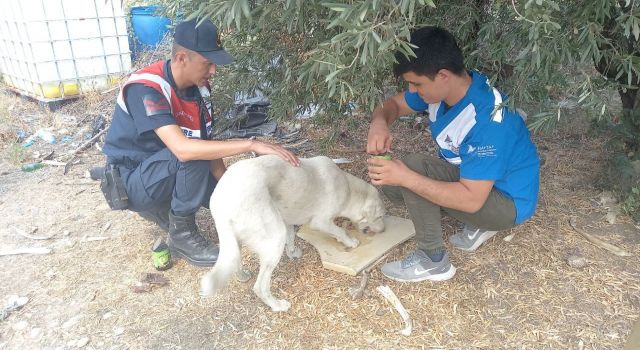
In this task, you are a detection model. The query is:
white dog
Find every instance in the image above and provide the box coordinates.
[201,155,386,312]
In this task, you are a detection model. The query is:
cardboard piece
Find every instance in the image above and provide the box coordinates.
[297,216,415,276]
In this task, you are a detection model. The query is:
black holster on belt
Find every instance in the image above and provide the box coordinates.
[100,164,129,210]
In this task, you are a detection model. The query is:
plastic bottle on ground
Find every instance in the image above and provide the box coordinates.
[21,163,44,172]
[36,129,56,144]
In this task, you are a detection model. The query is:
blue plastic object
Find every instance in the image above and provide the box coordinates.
[130,6,171,55]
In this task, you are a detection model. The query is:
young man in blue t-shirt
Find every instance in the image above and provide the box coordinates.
[367,26,539,282]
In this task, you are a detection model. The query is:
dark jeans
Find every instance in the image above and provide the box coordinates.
[382,153,516,252]
[118,148,217,217]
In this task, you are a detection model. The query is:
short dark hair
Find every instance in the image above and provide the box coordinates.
[393,26,466,78]
[171,43,194,59]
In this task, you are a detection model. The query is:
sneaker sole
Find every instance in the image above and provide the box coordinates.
[169,248,217,268]
[382,265,457,283]
[453,231,497,252]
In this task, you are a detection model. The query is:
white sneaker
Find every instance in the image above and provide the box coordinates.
[381,250,456,282]
[449,225,497,252]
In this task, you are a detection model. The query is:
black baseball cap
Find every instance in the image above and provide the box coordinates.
[173,18,234,65]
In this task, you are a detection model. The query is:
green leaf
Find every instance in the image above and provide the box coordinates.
[371,31,382,44]
[325,69,341,82]
[321,2,350,12]
[240,0,251,18]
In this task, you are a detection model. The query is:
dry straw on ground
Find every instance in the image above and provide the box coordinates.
[0,61,638,349]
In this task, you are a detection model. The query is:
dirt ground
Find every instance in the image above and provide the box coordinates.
[0,86,638,350]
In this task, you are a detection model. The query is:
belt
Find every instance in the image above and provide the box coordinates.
[107,156,139,169]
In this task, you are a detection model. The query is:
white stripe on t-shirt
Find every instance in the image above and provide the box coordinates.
[428,102,440,122]
[491,87,503,123]
[435,103,477,160]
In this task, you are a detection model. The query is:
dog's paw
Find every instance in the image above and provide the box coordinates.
[286,246,303,259]
[235,268,252,283]
[343,237,360,248]
[270,299,291,312]
[200,273,221,297]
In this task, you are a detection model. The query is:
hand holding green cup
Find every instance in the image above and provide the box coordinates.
[372,153,392,160]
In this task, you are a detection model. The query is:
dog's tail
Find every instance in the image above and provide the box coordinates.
[200,218,240,296]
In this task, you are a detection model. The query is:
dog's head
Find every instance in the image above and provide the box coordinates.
[356,186,386,234]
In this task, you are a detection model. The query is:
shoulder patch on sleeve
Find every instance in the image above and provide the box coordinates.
[142,93,171,117]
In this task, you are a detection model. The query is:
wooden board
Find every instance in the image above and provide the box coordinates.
[297,216,415,276]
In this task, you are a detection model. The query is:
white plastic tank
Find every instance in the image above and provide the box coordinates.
[0,0,132,102]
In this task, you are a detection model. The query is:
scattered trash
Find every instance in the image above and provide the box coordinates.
[60,135,73,143]
[0,295,29,321]
[503,233,515,242]
[15,130,30,141]
[142,272,169,286]
[131,283,152,293]
[41,160,66,166]
[377,285,412,336]
[215,102,277,139]
[113,326,125,336]
[566,254,588,268]
[21,135,36,148]
[130,272,169,293]
[36,128,56,144]
[295,104,320,119]
[63,127,109,175]
[21,163,44,172]
[151,237,172,271]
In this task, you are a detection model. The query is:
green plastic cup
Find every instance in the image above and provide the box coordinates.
[372,154,392,160]
[152,237,172,271]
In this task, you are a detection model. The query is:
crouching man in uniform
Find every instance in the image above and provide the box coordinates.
[101,18,299,267]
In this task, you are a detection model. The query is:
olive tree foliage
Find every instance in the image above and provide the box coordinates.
[153,0,640,218]
[158,0,638,136]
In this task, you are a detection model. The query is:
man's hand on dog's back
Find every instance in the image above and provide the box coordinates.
[249,140,300,167]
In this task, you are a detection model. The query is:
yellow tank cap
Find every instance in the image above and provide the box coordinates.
[108,75,121,86]
[63,82,79,96]
[40,83,62,99]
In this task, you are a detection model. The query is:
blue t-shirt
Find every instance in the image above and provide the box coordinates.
[404,71,539,224]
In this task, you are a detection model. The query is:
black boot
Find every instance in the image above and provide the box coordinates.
[167,211,218,267]
[138,204,171,232]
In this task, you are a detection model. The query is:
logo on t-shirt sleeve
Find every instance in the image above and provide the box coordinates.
[475,145,497,157]
[142,94,171,117]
